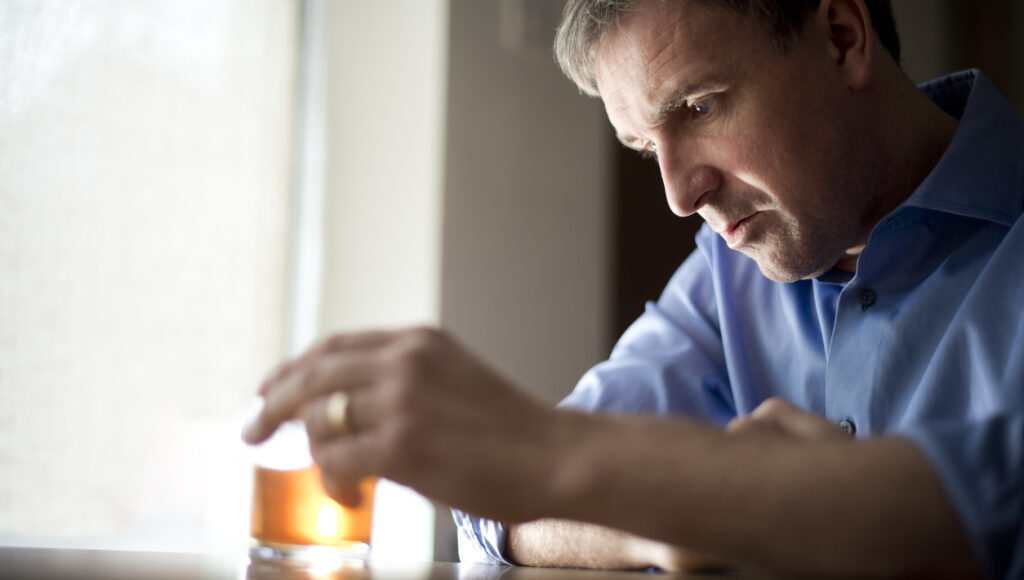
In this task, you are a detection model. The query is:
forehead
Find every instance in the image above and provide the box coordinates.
[593,0,767,129]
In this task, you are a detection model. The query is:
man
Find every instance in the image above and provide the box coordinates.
[243,0,1023,577]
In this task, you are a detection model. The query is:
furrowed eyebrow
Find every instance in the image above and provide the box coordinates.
[649,77,722,123]
[615,87,688,150]
[614,74,728,150]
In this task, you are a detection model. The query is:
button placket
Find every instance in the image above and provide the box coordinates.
[825,278,879,438]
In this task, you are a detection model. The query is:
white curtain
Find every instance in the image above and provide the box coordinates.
[0,0,297,553]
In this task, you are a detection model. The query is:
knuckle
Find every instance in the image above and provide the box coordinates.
[725,416,749,433]
[756,397,788,416]
[405,325,448,354]
[407,324,443,342]
[388,339,433,381]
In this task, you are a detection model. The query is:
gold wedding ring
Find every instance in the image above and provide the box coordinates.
[326,391,351,434]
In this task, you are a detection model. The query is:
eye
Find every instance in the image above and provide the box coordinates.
[689,96,715,118]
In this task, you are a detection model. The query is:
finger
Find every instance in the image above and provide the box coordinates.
[321,474,363,509]
[258,330,396,398]
[749,397,845,440]
[243,365,314,444]
[725,415,780,436]
[243,352,377,444]
[257,359,294,397]
[300,386,387,443]
[724,416,745,433]
[311,436,381,507]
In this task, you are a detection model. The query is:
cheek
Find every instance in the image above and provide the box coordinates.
[731,115,841,208]
[717,133,789,195]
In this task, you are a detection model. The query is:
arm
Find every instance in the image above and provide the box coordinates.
[538,409,982,578]
[506,398,852,572]
[508,519,728,572]
[242,327,984,578]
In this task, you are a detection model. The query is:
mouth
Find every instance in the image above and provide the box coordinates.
[721,212,761,249]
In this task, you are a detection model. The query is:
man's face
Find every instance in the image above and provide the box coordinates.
[595,0,878,282]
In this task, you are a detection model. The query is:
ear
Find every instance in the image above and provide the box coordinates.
[816,0,873,90]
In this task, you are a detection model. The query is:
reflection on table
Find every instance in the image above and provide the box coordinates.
[247,559,694,579]
[0,546,783,580]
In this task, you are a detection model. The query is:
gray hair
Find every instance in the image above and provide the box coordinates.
[554,0,635,97]
[554,0,900,97]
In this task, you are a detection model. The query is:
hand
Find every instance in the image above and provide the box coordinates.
[242,326,561,521]
[725,397,851,441]
[677,398,845,572]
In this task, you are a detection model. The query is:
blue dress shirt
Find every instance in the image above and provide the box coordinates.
[455,70,1024,579]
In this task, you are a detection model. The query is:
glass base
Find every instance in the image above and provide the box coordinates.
[249,540,369,569]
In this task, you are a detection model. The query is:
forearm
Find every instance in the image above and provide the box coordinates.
[542,411,983,578]
[243,327,984,577]
[508,520,661,569]
[508,519,730,571]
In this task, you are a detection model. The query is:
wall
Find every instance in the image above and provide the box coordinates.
[319,0,451,563]
[441,0,612,405]
[892,0,955,83]
[320,2,449,333]
[318,0,613,560]
[894,0,1024,112]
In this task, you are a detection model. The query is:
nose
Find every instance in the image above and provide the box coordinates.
[656,144,721,217]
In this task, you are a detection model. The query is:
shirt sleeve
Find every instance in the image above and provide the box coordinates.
[454,228,732,564]
[452,508,513,565]
[560,226,732,422]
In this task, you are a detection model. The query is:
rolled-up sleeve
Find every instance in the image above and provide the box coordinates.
[452,508,513,565]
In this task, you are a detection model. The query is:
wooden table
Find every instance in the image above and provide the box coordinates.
[0,546,786,580]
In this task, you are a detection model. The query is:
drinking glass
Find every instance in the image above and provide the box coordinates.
[248,420,375,566]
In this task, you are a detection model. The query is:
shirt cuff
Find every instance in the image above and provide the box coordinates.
[451,509,513,565]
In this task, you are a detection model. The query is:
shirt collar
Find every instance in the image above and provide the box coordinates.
[903,69,1024,226]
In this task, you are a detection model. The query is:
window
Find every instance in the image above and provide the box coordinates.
[0,0,296,554]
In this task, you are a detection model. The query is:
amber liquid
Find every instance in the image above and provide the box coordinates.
[250,465,375,553]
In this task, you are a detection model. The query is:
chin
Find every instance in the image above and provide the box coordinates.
[758,264,831,283]
[740,228,849,283]
[750,248,835,283]
[756,264,807,283]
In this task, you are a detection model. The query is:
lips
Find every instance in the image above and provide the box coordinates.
[720,212,760,249]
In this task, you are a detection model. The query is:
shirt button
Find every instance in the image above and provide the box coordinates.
[838,419,856,436]
[857,289,877,307]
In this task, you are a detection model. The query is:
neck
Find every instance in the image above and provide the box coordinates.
[833,67,959,274]
[885,74,960,211]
